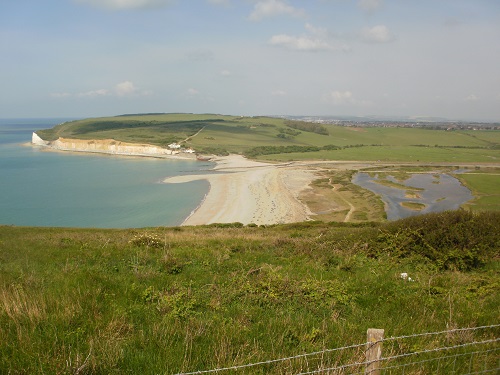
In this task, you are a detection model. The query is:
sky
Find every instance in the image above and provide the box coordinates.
[1,0,499,121]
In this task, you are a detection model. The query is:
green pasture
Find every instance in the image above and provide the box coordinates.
[36,114,500,159]
[323,126,494,147]
[187,120,295,152]
[1,211,499,373]
[457,170,500,211]
[460,129,500,145]
[36,113,237,143]
[256,145,500,163]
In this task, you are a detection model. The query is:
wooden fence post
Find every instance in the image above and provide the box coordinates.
[365,328,384,375]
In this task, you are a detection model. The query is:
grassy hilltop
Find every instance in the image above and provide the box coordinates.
[1,211,499,373]
[37,113,500,163]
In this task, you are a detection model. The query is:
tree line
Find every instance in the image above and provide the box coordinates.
[284,120,329,135]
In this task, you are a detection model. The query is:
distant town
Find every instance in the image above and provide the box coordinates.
[280,116,500,131]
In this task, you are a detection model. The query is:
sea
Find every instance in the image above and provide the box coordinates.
[0,118,210,228]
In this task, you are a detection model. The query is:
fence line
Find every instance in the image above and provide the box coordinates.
[296,338,500,375]
[381,324,500,342]
[173,324,500,375]
[173,342,367,375]
[378,348,499,373]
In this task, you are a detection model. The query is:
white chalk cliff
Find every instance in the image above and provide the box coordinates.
[31,132,194,159]
[32,132,48,146]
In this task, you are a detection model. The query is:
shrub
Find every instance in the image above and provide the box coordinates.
[370,211,500,270]
[129,233,164,248]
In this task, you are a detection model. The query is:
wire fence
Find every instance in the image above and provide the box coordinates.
[174,324,500,375]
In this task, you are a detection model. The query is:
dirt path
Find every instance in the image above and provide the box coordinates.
[329,178,356,222]
[180,125,207,144]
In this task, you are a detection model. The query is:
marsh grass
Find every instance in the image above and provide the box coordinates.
[0,211,498,373]
[401,202,426,210]
[303,170,386,222]
[456,168,500,211]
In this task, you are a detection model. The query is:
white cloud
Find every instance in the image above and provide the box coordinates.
[249,0,305,21]
[77,89,111,98]
[115,81,136,96]
[269,22,349,52]
[269,34,332,51]
[50,81,149,99]
[465,94,479,102]
[305,23,328,38]
[75,0,173,10]
[323,91,355,105]
[220,69,232,76]
[358,0,383,13]
[187,88,200,96]
[360,25,393,43]
[271,90,287,96]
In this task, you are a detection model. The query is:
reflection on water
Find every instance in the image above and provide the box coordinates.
[352,173,473,220]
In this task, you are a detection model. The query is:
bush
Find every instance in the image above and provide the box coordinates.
[284,120,329,135]
[129,233,164,248]
[206,222,244,228]
[370,211,500,270]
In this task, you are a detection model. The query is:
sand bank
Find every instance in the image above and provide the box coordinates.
[164,155,317,226]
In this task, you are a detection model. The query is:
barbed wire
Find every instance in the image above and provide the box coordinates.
[173,342,366,375]
[381,324,500,343]
[173,324,499,375]
[296,338,500,375]
[380,348,499,373]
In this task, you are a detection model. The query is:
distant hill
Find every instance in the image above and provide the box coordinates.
[35,113,500,163]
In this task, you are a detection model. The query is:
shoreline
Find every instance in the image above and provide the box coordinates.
[164,155,317,226]
[31,134,318,226]
[31,143,198,161]
[30,133,198,161]
[30,134,494,226]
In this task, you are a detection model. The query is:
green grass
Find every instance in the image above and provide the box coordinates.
[400,201,426,210]
[1,211,499,374]
[457,169,500,211]
[257,145,500,163]
[36,114,500,163]
[372,179,424,191]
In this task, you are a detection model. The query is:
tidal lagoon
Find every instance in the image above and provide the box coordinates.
[0,119,210,228]
[353,172,473,220]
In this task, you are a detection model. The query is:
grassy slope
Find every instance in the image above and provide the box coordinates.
[1,211,499,374]
[36,114,500,162]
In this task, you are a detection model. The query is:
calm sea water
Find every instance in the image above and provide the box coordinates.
[0,119,210,228]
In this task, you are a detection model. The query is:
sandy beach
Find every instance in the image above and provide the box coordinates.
[164,155,317,226]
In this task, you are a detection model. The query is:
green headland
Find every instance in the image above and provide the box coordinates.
[36,113,500,163]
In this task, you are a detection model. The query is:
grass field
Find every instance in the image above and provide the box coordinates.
[456,168,500,211]
[256,145,500,163]
[36,114,500,163]
[1,211,499,374]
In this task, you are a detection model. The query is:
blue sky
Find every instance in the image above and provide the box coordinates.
[1,0,499,121]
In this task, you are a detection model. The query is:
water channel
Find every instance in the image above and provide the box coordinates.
[352,172,473,220]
